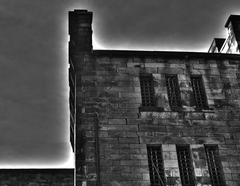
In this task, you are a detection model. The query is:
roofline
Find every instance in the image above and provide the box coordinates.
[208,39,216,53]
[225,15,240,27]
[208,38,226,53]
[93,50,240,60]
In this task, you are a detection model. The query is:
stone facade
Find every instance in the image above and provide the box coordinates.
[69,10,240,186]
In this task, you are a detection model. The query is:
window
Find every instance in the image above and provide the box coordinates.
[140,74,155,107]
[147,145,166,186]
[166,75,182,111]
[236,73,240,80]
[190,75,208,110]
[205,145,225,186]
[176,145,195,186]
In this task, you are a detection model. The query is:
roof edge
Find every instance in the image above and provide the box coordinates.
[225,15,240,27]
[93,50,240,60]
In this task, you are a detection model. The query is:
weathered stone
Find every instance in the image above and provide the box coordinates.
[71,10,240,186]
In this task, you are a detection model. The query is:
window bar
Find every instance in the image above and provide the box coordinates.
[166,75,182,111]
[191,76,208,110]
[236,73,240,80]
[205,145,225,186]
[140,74,155,107]
[176,145,195,186]
[147,145,166,186]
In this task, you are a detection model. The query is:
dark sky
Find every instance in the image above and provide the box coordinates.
[0,0,239,168]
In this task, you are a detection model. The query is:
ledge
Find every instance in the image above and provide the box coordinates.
[194,107,214,112]
[139,106,215,113]
[139,106,164,112]
[93,50,240,60]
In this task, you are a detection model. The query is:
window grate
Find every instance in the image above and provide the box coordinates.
[236,73,240,80]
[191,76,208,110]
[166,75,182,111]
[147,145,166,186]
[176,145,195,186]
[140,74,155,107]
[205,145,225,186]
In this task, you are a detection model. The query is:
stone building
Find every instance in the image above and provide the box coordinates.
[209,15,240,54]
[69,10,240,186]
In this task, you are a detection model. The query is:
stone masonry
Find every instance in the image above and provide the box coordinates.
[69,10,240,186]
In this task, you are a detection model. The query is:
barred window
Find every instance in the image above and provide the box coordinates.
[205,145,225,186]
[236,73,240,80]
[166,75,182,111]
[176,145,195,186]
[147,145,166,186]
[140,74,155,107]
[191,75,208,110]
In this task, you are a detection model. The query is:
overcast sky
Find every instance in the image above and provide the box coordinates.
[0,0,240,168]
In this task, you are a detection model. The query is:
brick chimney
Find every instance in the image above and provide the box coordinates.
[69,10,93,53]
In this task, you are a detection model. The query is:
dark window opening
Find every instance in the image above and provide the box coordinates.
[140,74,155,107]
[236,73,240,80]
[166,75,182,111]
[147,145,166,186]
[205,145,225,186]
[176,145,195,186]
[191,75,208,110]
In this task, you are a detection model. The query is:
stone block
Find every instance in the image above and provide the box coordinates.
[231,173,240,181]
[108,119,126,125]
[164,160,178,168]
[108,154,130,160]
[224,173,232,181]
[170,63,186,68]
[120,160,140,166]
[107,131,125,138]
[144,62,165,68]
[185,112,205,120]
[140,160,149,166]
[122,125,138,131]
[157,67,185,74]
[139,125,167,132]
[142,173,150,181]
[130,154,148,160]
[118,137,139,144]
[162,144,176,152]
[100,125,123,131]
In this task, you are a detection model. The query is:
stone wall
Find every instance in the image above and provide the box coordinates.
[79,51,240,186]
[0,169,74,186]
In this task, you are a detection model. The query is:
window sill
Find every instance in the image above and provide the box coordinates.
[139,106,164,112]
[194,107,214,112]
[139,106,215,113]
[170,107,183,112]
